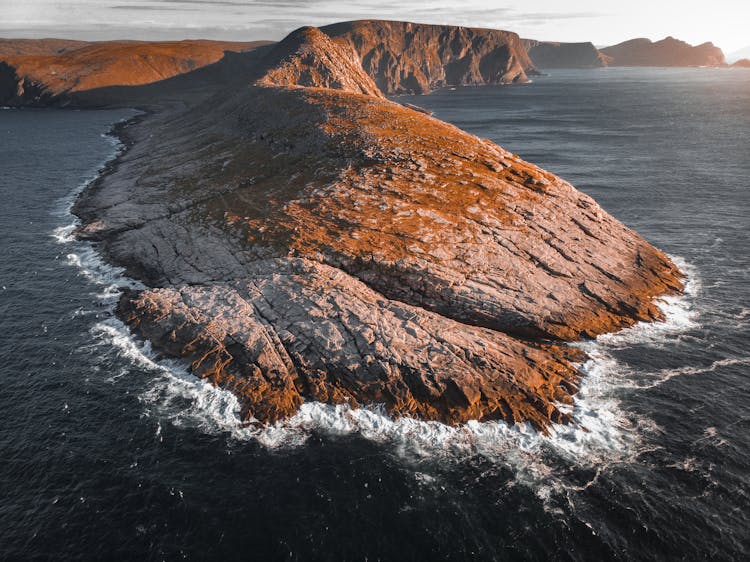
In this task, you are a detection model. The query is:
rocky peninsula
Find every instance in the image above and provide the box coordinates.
[5,22,683,430]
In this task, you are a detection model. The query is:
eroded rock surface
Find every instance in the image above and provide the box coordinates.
[73,22,682,429]
[120,258,583,428]
[255,27,383,98]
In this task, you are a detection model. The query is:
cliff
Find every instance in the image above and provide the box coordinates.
[74,24,682,430]
[320,20,536,94]
[731,59,750,68]
[522,39,611,68]
[602,37,726,67]
[0,39,270,106]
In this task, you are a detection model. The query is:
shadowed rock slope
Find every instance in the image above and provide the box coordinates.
[602,37,726,67]
[522,40,611,69]
[0,39,270,106]
[321,20,536,94]
[74,24,682,430]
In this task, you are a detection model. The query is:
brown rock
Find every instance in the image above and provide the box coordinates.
[254,26,384,98]
[119,259,583,429]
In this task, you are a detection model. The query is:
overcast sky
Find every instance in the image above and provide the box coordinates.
[1,0,748,53]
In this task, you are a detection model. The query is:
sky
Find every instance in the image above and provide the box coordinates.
[1,0,749,54]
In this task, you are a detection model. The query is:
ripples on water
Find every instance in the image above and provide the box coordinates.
[1,69,749,559]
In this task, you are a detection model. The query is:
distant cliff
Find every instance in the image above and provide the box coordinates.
[320,20,536,94]
[602,37,726,67]
[0,39,270,106]
[732,59,750,68]
[522,40,611,68]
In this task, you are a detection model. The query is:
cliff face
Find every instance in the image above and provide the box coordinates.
[732,59,750,68]
[522,40,611,68]
[320,20,536,94]
[75,24,682,430]
[0,39,270,106]
[602,37,726,67]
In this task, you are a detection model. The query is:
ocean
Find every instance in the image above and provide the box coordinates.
[1,67,748,560]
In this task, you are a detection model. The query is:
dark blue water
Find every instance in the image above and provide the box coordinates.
[1,68,749,560]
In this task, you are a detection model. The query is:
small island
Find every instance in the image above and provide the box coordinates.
[2,21,685,430]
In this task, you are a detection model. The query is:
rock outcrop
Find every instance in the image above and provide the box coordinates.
[731,59,750,68]
[254,26,383,98]
[320,20,536,94]
[0,39,270,106]
[74,24,682,430]
[522,40,611,68]
[119,259,583,426]
[601,37,726,67]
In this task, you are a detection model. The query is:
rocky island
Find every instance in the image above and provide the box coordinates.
[3,21,683,430]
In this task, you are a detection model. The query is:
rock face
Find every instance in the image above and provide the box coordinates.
[731,59,750,68]
[75,23,682,430]
[0,39,270,106]
[119,259,583,426]
[522,40,611,68]
[602,37,726,67]
[320,20,536,94]
[255,27,383,98]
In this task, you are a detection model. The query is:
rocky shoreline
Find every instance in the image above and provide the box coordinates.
[64,23,685,431]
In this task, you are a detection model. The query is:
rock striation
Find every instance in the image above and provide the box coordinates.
[602,37,726,67]
[254,26,383,98]
[320,20,536,94]
[0,39,270,106]
[74,23,683,431]
[522,40,611,69]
